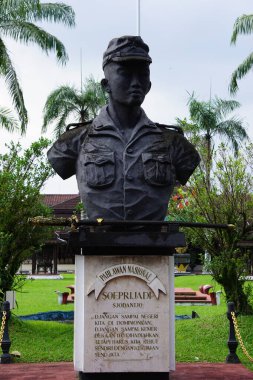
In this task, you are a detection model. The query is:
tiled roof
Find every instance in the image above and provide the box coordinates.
[42,194,81,217]
[55,196,81,210]
[42,194,79,207]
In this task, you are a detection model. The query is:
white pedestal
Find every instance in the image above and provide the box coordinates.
[5,291,16,310]
[74,255,175,374]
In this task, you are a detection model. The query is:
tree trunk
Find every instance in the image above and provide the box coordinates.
[223,281,253,315]
[205,133,212,190]
[212,259,253,315]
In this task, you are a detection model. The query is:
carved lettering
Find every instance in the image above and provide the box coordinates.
[127,265,152,281]
[112,265,127,275]
[99,269,112,282]
[92,312,160,360]
[101,291,153,300]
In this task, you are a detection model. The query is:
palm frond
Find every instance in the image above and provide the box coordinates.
[0,0,40,19]
[42,79,107,134]
[42,85,80,132]
[53,109,70,138]
[0,107,19,132]
[0,0,75,135]
[1,21,68,63]
[231,14,253,44]
[83,76,108,118]
[31,3,75,27]
[0,38,28,132]
[213,97,241,119]
[229,52,253,94]
[188,97,217,136]
[216,118,249,153]
[187,93,248,148]
[0,0,75,26]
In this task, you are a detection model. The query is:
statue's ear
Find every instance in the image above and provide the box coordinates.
[101,78,110,93]
[146,81,152,94]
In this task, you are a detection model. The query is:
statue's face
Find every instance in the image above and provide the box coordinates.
[103,61,151,107]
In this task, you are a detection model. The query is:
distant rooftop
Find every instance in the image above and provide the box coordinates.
[42,194,81,216]
[43,194,79,206]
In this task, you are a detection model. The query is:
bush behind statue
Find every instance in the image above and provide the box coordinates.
[0,138,54,303]
[168,144,253,314]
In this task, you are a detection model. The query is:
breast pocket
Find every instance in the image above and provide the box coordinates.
[84,152,115,188]
[142,152,174,186]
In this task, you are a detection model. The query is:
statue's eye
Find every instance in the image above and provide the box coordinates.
[117,67,128,75]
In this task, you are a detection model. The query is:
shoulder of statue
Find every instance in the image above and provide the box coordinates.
[155,123,184,136]
[66,120,93,132]
[56,120,93,143]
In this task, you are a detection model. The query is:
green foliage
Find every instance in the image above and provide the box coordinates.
[0,138,54,300]
[0,0,75,132]
[168,145,253,314]
[42,76,108,137]
[166,187,192,222]
[0,106,19,132]
[177,94,248,190]
[230,14,253,94]
[74,202,85,215]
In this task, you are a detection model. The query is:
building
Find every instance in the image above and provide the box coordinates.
[31,194,81,274]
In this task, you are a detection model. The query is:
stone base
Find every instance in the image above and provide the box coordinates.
[225,353,241,363]
[74,254,175,374]
[0,353,12,364]
[78,371,169,379]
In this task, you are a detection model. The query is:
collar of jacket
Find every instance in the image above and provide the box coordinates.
[92,105,159,132]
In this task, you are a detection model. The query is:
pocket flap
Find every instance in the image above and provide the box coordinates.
[142,152,171,164]
[84,152,115,166]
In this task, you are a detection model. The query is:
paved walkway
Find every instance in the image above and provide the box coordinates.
[0,362,253,380]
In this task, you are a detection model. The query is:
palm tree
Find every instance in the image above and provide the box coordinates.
[229,14,253,94]
[0,0,75,133]
[42,76,108,137]
[179,94,249,188]
[0,107,19,132]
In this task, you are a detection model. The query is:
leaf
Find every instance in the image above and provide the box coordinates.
[0,0,75,133]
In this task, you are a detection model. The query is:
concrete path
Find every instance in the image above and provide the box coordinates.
[0,362,253,379]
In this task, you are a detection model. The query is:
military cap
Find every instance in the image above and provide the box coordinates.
[102,35,152,69]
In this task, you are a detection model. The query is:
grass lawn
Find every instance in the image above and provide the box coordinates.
[6,274,253,371]
[15,274,75,315]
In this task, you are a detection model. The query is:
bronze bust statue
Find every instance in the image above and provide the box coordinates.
[47,36,200,221]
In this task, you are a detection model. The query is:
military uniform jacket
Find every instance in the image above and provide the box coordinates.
[47,106,200,221]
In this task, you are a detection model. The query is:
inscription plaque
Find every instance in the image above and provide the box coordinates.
[74,255,175,373]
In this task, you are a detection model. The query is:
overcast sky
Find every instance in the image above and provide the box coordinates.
[1,0,253,193]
